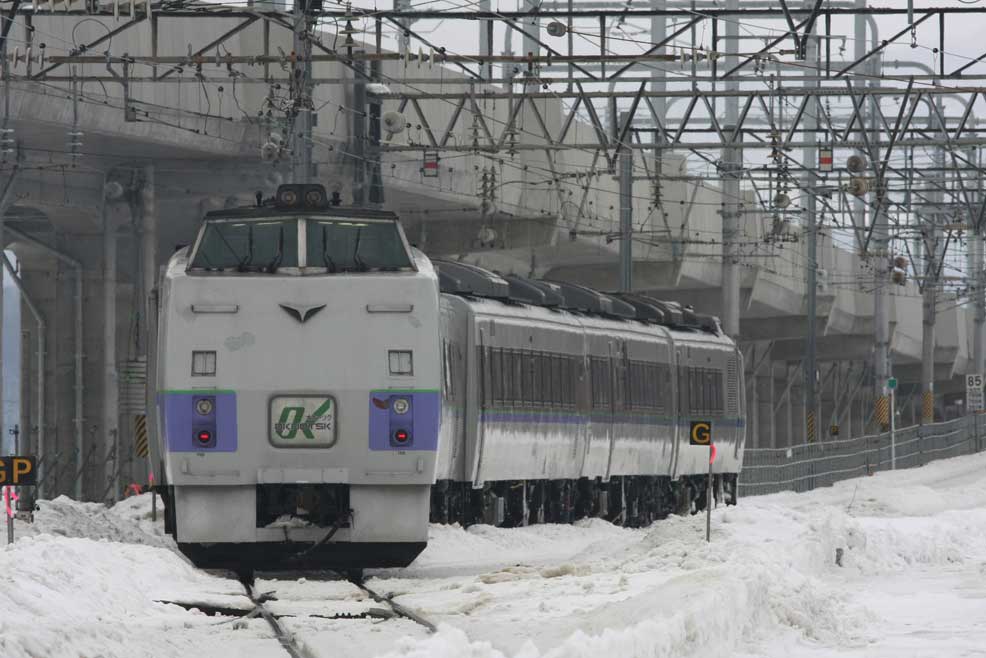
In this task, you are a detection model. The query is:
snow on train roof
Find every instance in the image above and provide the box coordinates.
[444,294,733,347]
[432,259,725,341]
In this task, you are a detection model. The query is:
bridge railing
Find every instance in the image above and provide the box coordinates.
[738,415,986,497]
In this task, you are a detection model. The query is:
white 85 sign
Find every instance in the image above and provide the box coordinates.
[968,375,983,389]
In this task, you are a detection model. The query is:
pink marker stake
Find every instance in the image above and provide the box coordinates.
[4,486,18,545]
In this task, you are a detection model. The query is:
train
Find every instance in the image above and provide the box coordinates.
[151,183,746,575]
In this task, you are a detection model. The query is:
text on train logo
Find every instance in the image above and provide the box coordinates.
[689,421,712,446]
[274,399,334,439]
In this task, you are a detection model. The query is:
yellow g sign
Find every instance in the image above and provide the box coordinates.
[689,421,712,446]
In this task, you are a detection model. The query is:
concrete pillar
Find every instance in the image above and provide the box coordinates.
[751,371,759,449]
[0,170,18,444]
[767,361,777,448]
[103,205,120,503]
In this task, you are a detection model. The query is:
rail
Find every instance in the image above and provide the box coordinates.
[738,414,986,497]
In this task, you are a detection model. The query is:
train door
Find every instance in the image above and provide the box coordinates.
[601,339,618,480]
[670,345,684,478]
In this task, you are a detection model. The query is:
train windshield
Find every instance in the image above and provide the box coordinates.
[305,219,413,272]
[190,220,299,272]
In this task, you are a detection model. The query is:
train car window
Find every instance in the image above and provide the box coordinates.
[491,348,503,405]
[678,367,690,416]
[190,219,299,271]
[561,356,574,408]
[539,354,552,407]
[590,357,611,410]
[306,219,413,272]
[513,351,525,407]
[695,368,704,415]
[551,354,564,405]
[530,352,543,407]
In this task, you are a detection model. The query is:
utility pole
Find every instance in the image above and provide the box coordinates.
[618,112,632,292]
[720,0,741,339]
[292,0,314,184]
[803,0,820,443]
[972,146,986,377]
[921,98,945,424]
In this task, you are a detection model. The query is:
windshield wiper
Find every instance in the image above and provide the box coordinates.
[237,224,256,272]
[352,227,368,271]
[321,225,337,272]
[265,225,285,273]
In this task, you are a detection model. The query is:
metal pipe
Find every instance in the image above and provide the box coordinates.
[1,252,44,499]
[3,224,85,500]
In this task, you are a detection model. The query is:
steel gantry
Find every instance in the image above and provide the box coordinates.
[3,0,986,452]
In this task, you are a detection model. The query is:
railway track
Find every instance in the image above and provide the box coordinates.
[160,570,437,658]
[237,572,437,658]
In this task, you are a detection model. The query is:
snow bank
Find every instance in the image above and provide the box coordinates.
[376,452,986,658]
[0,535,242,658]
[20,494,172,549]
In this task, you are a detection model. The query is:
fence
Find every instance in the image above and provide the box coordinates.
[739,414,986,497]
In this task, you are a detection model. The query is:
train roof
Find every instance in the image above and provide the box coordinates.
[432,259,722,336]
[201,206,400,221]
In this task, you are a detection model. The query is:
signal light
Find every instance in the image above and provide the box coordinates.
[196,430,213,445]
[393,429,409,444]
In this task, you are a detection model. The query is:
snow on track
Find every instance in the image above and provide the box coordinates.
[2,453,986,658]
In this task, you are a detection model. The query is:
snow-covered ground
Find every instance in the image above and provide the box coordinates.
[3,453,986,658]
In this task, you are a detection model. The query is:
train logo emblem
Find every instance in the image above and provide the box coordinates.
[270,396,337,446]
[279,303,326,324]
[690,421,712,446]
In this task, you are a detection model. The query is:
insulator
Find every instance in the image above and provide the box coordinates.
[846,154,868,173]
[546,21,567,37]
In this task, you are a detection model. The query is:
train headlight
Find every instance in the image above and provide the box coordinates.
[392,398,410,415]
[305,188,326,208]
[196,430,213,445]
[393,429,410,444]
[195,398,215,416]
[277,188,299,207]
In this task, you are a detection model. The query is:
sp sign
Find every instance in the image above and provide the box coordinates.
[690,421,712,446]
[0,456,37,486]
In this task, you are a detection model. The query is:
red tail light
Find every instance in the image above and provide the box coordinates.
[196,430,213,445]
[393,429,409,443]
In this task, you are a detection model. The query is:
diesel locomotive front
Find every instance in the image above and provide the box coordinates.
[151,184,441,572]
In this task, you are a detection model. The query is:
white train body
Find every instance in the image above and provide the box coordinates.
[153,186,746,571]
[153,187,441,570]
